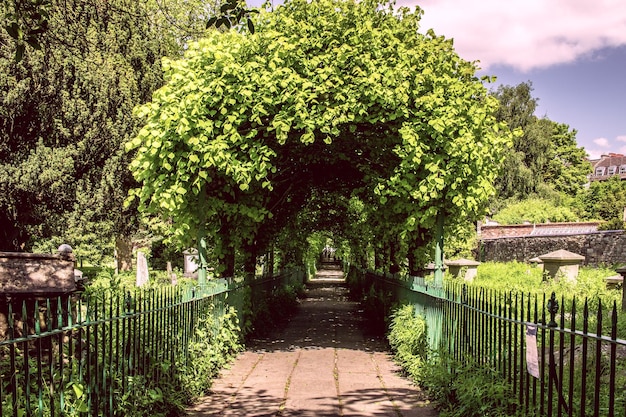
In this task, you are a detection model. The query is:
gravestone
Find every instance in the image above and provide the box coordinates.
[614,267,626,312]
[183,250,199,277]
[166,261,178,285]
[136,251,149,287]
[445,258,481,282]
[538,249,585,282]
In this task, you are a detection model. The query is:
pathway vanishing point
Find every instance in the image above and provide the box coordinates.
[187,266,439,417]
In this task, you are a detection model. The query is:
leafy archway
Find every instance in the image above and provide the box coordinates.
[127,0,513,277]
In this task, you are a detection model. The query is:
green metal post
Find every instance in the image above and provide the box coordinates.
[198,189,208,286]
[434,211,444,287]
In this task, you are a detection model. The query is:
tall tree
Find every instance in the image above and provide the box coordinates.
[492,82,589,201]
[0,0,215,262]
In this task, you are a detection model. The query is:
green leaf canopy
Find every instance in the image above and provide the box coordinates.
[128,0,513,270]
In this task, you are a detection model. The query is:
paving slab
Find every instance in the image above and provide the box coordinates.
[187,270,438,417]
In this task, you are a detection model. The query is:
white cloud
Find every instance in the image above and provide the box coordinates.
[586,149,603,159]
[593,137,610,147]
[586,137,626,158]
[401,0,626,71]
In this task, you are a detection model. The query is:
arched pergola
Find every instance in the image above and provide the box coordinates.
[127,0,513,282]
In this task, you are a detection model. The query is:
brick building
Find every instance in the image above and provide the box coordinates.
[588,153,626,182]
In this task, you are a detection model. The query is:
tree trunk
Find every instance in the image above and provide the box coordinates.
[217,216,236,278]
[267,246,275,277]
[115,235,133,272]
[389,237,401,275]
[218,245,235,278]
[407,228,431,276]
[242,241,257,282]
[374,241,386,272]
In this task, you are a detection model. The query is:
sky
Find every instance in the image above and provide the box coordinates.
[404,0,626,159]
[249,0,626,159]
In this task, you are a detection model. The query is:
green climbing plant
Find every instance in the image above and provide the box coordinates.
[127,0,514,274]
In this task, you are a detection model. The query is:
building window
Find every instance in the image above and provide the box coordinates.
[608,166,617,175]
[595,167,606,176]
[620,165,626,174]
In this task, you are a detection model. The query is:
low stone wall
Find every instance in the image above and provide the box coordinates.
[479,222,602,239]
[0,251,76,294]
[477,230,626,266]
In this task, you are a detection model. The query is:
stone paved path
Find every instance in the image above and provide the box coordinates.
[187,267,438,417]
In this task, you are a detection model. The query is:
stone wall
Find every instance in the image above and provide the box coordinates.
[0,251,76,294]
[0,250,77,341]
[477,230,626,266]
[479,222,602,239]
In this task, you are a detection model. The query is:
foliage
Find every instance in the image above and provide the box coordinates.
[423,355,520,417]
[2,0,51,60]
[82,268,194,297]
[472,261,616,292]
[443,221,478,261]
[466,262,622,315]
[178,305,243,402]
[387,304,429,382]
[245,282,303,338]
[128,0,513,276]
[2,0,218,61]
[0,0,219,261]
[206,0,259,33]
[578,175,626,229]
[492,198,579,224]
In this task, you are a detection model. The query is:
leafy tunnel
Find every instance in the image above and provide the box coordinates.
[127,0,514,280]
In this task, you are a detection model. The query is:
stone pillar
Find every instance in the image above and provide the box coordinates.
[538,250,585,282]
[445,258,481,282]
[183,250,199,278]
[615,267,626,312]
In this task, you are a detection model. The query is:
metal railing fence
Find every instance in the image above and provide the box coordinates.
[363,270,626,417]
[0,268,304,417]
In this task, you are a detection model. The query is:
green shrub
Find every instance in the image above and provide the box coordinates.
[178,306,242,402]
[468,262,621,308]
[361,284,393,334]
[387,304,429,382]
[493,198,579,224]
[423,355,521,417]
[245,282,303,338]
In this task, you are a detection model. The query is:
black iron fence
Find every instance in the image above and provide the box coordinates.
[362,269,626,417]
[0,269,304,417]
